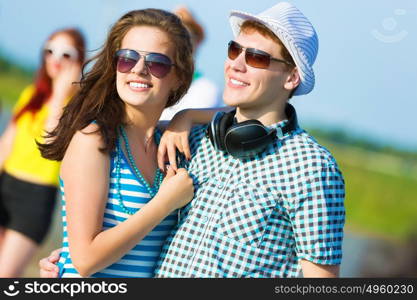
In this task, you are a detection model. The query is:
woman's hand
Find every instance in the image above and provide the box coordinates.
[51,60,82,101]
[155,166,194,211]
[39,248,62,278]
[157,110,192,171]
[157,107,231,171]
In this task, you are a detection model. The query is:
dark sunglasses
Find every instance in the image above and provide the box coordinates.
[228,40,293,69]
[115,49,175,79]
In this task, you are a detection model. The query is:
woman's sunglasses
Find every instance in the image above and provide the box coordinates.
[44,44,79,61]
[115,49,174,79]
[228,40,293,69]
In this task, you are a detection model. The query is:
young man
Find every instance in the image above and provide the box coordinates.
[40,2,345,277]
[154,2,344,278]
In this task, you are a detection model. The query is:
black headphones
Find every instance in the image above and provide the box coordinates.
[206,104,298,159]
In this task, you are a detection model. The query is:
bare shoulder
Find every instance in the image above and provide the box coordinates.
[70,123,104,151]
[61,124,109,178]
[80,122,101,135]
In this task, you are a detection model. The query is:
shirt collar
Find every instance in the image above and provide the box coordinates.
[266,120,299,140]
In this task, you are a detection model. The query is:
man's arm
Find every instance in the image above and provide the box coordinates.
[300,259,340,278]
[290,163,345,277]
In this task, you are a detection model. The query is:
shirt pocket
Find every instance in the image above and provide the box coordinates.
[215,183,277,248]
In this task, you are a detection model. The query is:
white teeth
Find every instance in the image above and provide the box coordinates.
[129,82,150,88]
[230,78,247,86]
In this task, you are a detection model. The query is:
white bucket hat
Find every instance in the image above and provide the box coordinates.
[229,2,318,96]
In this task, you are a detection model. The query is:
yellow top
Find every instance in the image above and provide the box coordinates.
[4,85,60,186]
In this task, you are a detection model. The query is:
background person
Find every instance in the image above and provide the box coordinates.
[0,28,85,277]
[159,5,221,121]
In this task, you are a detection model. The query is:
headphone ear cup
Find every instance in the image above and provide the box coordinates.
[217,111,234,151]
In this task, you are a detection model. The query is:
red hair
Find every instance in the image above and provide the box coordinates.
[13,28,85,122]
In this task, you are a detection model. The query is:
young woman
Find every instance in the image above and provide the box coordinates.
[38,9,195,278]
[0,28,85,277]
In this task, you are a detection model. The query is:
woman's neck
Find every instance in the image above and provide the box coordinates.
[124,105,161,145]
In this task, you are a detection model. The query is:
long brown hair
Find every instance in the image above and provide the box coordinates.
[13,28,85,122]
[39,9,194,161]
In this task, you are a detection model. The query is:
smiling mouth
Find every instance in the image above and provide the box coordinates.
[229,78,249,87]
[128,81,152,89]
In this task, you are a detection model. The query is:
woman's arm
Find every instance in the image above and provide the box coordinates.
[0,122,17,171]
[62,124,193,277]
[174,107,232,125]
[157,107,232,170]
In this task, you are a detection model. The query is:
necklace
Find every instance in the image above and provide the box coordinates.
[114,126,164,215]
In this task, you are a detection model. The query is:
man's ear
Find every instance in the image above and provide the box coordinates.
[284,67,300,92]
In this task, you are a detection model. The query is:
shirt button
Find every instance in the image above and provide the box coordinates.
[218,183,224,189]
[202,216,209,224]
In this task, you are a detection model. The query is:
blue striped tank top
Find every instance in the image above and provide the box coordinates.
[57,132,177,278]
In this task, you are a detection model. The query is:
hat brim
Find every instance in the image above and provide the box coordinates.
[229,10,315,96]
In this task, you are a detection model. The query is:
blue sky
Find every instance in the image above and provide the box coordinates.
[0,0,416,150]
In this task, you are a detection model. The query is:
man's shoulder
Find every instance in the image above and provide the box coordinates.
[291,129,335,157]
[274,128,340,172]
[264,129,345,203]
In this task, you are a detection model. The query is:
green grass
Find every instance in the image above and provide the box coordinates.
[0,71,33,108]
[0,54,33,108]
[316,138,417,242]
